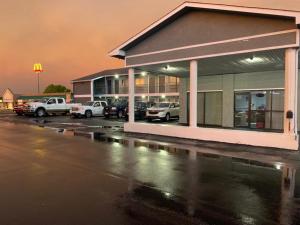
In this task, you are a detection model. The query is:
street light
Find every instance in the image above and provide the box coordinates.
[33,63,43,93]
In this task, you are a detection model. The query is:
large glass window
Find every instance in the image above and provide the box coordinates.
[197,92,222,127]
[135,77,146,93]
[159,76,165,93]
[115,79,119,94]
[166,76,179,93]
[149,76,156,93]
[94,79,106,95]
[107,79,112,94]
[119,79,128,94]
[234,90,284,131]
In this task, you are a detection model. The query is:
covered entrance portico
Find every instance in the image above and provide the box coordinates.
[126,49,299,149]
[109,2,300,150]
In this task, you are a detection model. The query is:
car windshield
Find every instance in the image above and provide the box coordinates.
[110,100,127,107]
[83,101,94,106]
[135,102,146,108]
[153,103,170,108]
[41,98,49,103]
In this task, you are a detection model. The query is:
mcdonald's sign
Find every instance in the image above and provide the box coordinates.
[33,63,43,73]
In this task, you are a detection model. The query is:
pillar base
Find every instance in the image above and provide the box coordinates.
[124,123,299,150]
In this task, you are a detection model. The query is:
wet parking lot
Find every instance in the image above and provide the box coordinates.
[1,113,300,225]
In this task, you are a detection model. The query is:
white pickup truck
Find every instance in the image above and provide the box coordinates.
[70,101,108,118]
[23,97,79,117]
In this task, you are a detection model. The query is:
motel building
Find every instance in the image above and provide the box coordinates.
[108,2,300,150]
[72,68,180,103]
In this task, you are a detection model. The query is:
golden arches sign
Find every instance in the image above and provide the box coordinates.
[33,63,43,73]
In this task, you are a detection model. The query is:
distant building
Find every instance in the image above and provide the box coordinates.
[0,88,72,109]
[0,88,17,109]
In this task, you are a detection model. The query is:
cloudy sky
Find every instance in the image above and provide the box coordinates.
[1,0,300,93]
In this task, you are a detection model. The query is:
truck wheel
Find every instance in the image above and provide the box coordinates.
[117,110,123,118]
[85,110,92,118]
[147,118,152,122]
[36,108,46,117]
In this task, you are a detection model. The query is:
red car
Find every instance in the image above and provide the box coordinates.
[13,104,26,116]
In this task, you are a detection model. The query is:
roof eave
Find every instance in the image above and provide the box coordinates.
[108,50,126,59]
[71,79,92,83]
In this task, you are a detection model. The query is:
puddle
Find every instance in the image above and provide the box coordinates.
[32,119,52,124]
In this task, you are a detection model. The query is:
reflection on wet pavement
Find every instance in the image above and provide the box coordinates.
[54,128,300,225]
[0,122,300,225]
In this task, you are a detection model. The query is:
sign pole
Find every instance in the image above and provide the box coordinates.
[37,72,40,93]
[33,63,43,94]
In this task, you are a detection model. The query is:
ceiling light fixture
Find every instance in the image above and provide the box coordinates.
[241,56,265,64]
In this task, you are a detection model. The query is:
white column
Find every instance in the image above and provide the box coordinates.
[179,77,188,124]
[112,79,116,94]
[147,74,150,101]
[128,68,135,123]
[284,48,298,134]
[90,80,94,101]
[189,60,198,127]
[104,77,108,94]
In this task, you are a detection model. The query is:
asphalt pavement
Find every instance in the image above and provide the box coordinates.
[1,113,300,224]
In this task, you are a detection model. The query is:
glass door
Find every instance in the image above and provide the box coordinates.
[249,91,267,129]
[234,93,250,127]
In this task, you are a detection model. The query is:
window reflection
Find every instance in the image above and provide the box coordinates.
[197,92,222,127]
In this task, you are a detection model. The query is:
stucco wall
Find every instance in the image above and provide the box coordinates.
[74,97,91,104]
[222,75,235,127]
[73,81,91,95]
[126,10,296,56]
[125,10,297,67]
[234,71,284,90]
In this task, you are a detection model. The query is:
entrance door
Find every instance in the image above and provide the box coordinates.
[249,91,267,129]
[234,93,250,128]
[234,91,267,129]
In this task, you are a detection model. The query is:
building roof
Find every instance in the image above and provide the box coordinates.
[1,88,14,97]
[17,93,69,100]
[109,1,300,59]
[72,68,129,82]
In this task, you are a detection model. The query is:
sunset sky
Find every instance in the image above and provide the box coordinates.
[1,0,300,94]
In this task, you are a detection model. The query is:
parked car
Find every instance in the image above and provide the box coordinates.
[124,101,153,121]
[23,97,79,117]
[13,104,26,116]
[14,100,43,116]
[104,100,128,119]
[146,102,180,122]
[70,101,107,118]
